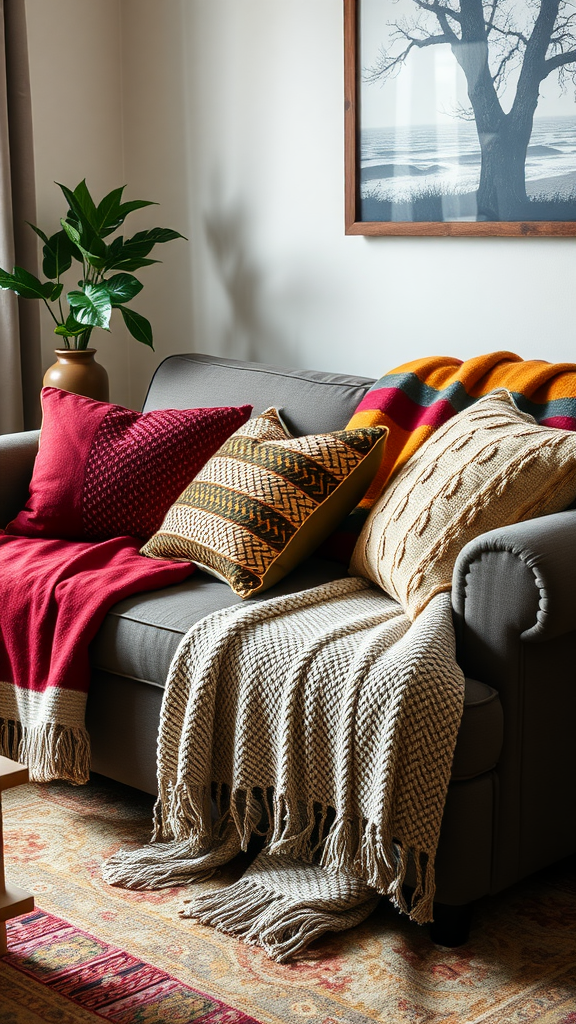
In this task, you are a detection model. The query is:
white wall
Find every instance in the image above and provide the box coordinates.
[26,0,576,411]
[25,0,131,405]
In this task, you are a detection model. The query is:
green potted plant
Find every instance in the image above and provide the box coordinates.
[0,179,185,401]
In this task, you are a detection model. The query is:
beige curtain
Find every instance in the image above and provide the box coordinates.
[0,0,41,433]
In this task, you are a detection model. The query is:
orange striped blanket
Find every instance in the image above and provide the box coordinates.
[327,351,576,561]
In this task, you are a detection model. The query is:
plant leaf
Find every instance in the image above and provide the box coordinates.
[27,222,49,244]
[14,266,58,299]
[117,198,157,218]
[67,283,112,329]
[57,181,93,232]
[102,227,184,271]
[59,182,159,239]
[54,312,87,337]
[61,219,107,269]
[129,227,186,245]
[103,273,143,306]
[94,189,158,237]
[102,236,159,272]
[41,229,75,279]
[110,234,155,258]
[0,265,58,300]
[0,268,18,291]
[118,305,154,348]
[58,180,109,258]
[62,179,99,229]
[60,219,82,247]
[106,236,124,257]
[94,186,125,235]
[105,255,158,272]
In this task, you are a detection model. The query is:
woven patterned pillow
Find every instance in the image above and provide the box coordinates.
[7,388,252,541]
[350,389,576,620]
[142,408,387,598]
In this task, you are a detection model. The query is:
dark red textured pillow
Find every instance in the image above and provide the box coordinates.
[7,388,252,541]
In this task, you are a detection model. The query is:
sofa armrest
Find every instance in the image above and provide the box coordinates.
[452,511,576,893]
[0,429,39,528]
[452,510,576,646]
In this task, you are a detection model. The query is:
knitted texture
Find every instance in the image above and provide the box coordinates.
[184,853,380,963]
[104,577,465,949]
[350,390,576,620]
[322,351,576,562]
[0,535,195,783]
[80,405,251,540]
[142,409,387,597]
[7,388,252,541]
[347,351,576,511]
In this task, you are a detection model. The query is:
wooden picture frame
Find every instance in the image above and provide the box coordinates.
[344,0,576,236]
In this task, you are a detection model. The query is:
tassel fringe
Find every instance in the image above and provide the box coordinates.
[110,778,437,927]
[103,821,242,890]
[0,718,90,785]
[185,853,380,963]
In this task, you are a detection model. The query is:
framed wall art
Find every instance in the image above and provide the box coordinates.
[344,0,576,235]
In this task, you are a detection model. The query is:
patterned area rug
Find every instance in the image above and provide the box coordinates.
[2,909,260,1022]
[1,776,575,1024]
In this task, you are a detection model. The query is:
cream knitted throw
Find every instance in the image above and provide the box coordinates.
[104,577,464,958]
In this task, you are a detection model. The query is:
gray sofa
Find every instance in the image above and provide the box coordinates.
[2,352,576,946]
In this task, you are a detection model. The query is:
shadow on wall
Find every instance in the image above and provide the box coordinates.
[203,191,293,367]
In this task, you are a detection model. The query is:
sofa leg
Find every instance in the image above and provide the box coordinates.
[430,902,472,947]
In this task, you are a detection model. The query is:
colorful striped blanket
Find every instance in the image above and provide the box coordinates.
[326,351,576,561]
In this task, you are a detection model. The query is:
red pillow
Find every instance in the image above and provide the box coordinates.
[7,388,252,541]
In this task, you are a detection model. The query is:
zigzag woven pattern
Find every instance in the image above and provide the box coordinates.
[346,350,576,513]
[197,457,319,524]
[157,505,275,575]
[142,409,386,598]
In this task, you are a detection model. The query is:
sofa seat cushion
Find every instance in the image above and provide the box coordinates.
[91,556,350,687]
[451,678,503,779]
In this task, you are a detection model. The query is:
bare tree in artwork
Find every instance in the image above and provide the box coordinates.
[365,0,576,219]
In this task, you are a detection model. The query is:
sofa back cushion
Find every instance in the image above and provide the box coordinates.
[143,354,374,436]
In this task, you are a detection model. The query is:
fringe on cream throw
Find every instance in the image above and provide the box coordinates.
[104,577,464,959]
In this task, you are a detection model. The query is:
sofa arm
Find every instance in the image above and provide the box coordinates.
[452,511,576,894]
[0,429,39,528]
[452,510,576,646]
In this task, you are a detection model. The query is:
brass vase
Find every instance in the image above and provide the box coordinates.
[43,349,109,403]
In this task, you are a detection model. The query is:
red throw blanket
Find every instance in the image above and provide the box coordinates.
[0,534,195,783]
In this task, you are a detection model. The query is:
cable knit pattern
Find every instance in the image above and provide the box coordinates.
[350,390,576,620]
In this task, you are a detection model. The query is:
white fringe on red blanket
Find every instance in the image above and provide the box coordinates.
[0,683,90,784]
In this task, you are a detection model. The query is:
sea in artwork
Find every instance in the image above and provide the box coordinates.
[360,113,576,221]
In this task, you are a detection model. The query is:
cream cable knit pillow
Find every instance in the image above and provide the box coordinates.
[350,389,576,620]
